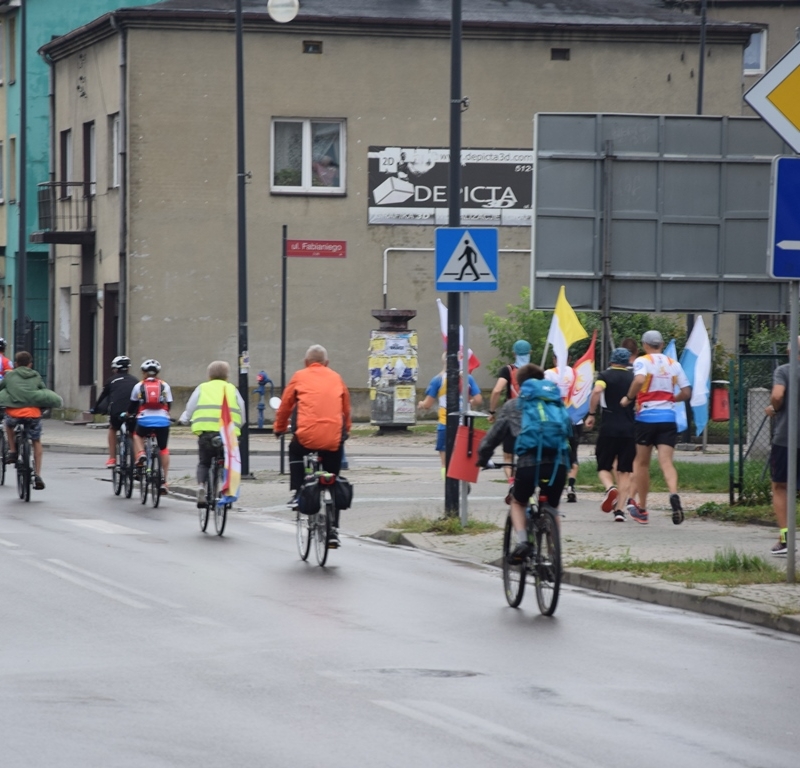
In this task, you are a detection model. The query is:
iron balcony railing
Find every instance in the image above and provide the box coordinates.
[37,181,95,233]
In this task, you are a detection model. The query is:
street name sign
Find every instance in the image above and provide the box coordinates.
[286,239,346,258]
[769,156,800,278]
[745,41,800,153]
[435,227,498,291]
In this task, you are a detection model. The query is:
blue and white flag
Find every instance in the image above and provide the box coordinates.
[664,338,688,433]
[679,316,712,436]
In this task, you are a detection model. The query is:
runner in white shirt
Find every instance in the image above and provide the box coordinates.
[545,365,581,503]
[620,330,691,525]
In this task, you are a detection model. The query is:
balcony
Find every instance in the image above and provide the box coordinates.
[30,182,96,246]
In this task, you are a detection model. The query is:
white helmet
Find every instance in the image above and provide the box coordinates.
[141,359,161,375]
[111,355,131,370]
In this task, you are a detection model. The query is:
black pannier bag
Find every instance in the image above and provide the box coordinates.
[333,476,353,510]
[297,478,321,515]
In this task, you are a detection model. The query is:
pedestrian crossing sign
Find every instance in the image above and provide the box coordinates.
[435,228,498,292]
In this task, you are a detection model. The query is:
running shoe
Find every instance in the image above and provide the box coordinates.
[771,539,788,556]
[669,493,684,525]
[105,458,116,468]
[614,509,626,522]
[135,452,146,467]
[5,451,17,465]
[328,530,341,549]
[566,488,577,503]
[601,486,618,513]
[507,542,530,565]
[626,498,648,524]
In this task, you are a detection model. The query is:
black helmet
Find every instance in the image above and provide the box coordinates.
[111,355,131,370]
[0,337,6,352]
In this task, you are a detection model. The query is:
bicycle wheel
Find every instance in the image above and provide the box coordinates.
[123,437,135,498]
[314,497,331,566]
[16,434,31,502]
[534,506,562,616]
[113,433,124,496]
[150,450,162,509]
[139,450,149,505]
[502,514,526,608]
[199,462,212,533]
[0,429,7,486]
[214,462,228,536]
[296,510,311,560]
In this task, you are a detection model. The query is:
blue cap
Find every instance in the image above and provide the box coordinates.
[512,339,531,355]
[611,348,631,366]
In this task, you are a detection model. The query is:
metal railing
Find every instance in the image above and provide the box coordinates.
[37,182,94,233]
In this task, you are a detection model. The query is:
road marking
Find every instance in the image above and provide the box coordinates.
[251,520,297,534]
[66,519,146,535]
[0,538,20,548]
[26,560,150,609]
[375,700,600,768]
[47,559,183,609]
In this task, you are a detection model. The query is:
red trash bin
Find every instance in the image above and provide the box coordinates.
[446,424,487,483]
[711,380,730,422]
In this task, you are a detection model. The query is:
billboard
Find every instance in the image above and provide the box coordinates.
[368,147,532,226]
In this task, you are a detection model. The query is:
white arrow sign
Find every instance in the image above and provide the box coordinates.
[777,240,800,250]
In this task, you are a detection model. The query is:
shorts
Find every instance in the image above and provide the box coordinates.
[568,423,583,466]
[512,461,567,509]
[435,425,447,452]
[109,413,126,431]
[634,421,677,448]
[502,431,516,455]
[595,434,636,474]
[135,423,170,451]
[769,444,800,485]
[4,415,42,442]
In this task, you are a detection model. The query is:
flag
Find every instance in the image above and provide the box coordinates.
[680,315,711,437]
[545,286,587,373]
[564,330,596,423]
[219,396,241,505]
[436,298,480,372]
[664,338,689,433]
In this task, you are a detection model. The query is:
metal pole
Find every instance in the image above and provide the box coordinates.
[445,0,462,517]
[460,292,469,525]
[16,0,27,355]
[235,0,250,475]
[601,140,613,371]
[786,281,798,582]
[280,224,287,474]
[697,0,707,115]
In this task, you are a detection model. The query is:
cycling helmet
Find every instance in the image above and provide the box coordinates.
[111,355,131,370]
[0,337,6,351]
[141,359,161,375]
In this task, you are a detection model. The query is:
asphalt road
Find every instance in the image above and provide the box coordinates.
[1,455,798,767]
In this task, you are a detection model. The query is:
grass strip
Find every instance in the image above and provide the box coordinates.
[387,514,499,536]
[570,547,784,587]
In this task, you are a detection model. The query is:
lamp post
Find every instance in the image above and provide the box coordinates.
[16,0,28,355]
[234,0,298,475]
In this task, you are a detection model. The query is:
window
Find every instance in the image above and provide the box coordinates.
[60,129,72,197]
[271,119,345,194]
[8,136,15,203]
[0,141,4,203]
[7,13,15,84]
[58,287,71,352]
[109,113,120,189]
[551,48,570,61]
[83,121,96,196]
[744,30,767,75]
[0,21,5,84]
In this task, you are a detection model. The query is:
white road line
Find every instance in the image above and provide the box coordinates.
[66,519,146,535]
[0,538,20,548]
[26,560,150,609]
[47,559,183,609]
[375,699,599,768]
[250,521,297,534]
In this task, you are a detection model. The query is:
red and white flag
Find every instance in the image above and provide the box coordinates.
[436,298,480,372]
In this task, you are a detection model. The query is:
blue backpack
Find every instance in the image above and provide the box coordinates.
[514,379,572,472]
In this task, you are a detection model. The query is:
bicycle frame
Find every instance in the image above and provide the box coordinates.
[13,420,35,502]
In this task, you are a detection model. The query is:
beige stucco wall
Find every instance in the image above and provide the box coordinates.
[51,22,750,409]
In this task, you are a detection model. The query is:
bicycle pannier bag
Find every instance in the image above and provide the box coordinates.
[297,478,321,515]
[333,476,354,510]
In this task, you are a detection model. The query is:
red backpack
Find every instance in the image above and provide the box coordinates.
[139,379,167,410]
[507,365,520,399]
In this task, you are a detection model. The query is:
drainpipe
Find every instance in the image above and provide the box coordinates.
[110,14,128,354]
[44,49,56,389]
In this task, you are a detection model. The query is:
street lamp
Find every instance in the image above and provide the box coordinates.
[234,0,298,475]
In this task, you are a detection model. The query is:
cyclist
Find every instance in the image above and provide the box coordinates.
[179,360,245,508]
[273,345,351,546]
[0,350,62,490]
[128,359,173,495]
[477,363,572,564]
[0,338,13,380]
[93,355,138,468]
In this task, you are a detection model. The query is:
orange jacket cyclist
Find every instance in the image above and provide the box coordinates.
[128,359,173,495]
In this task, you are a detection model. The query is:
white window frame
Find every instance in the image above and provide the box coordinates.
[89,122,96,196]
[744,30,767,76]
[270,118,345,195]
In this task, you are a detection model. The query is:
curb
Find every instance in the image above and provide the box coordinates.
[368,529,800,637]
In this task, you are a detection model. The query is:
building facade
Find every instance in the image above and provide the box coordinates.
[40,0,758,410]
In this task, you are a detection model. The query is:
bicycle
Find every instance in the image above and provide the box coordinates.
[199,435,231,536]
[296,453,338,567]
[138,430,164,508]
[13,419,36,502]
[112,417,135,499]
[0,409,7,486]
[488,462,562,616]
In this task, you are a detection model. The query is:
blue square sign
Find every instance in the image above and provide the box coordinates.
[435,228,498,292]
[770,156,800,279]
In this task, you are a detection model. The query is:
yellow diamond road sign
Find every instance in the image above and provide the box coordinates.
[745,41,800,153]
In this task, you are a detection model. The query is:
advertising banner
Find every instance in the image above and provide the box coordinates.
[368,147,533,226]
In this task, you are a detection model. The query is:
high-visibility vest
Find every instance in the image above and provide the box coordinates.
[191,380,242,435]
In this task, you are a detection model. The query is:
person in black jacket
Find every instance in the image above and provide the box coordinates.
[93,356,138,468]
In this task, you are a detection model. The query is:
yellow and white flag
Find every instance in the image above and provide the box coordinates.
[545,285,588,373]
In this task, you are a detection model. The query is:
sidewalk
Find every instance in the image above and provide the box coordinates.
[40,419,800,635]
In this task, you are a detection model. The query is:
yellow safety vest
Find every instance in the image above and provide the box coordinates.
[191,380,243,435]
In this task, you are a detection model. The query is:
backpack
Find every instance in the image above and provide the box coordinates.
[514,379,572,472]
[507,365,519,399]
[140,379,166,409]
